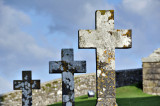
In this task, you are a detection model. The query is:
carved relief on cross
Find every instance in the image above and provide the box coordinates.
[79,10,132,106]
[13,71,40,106]
[49,49,86,106]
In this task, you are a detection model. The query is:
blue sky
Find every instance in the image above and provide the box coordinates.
[0,0,160,94]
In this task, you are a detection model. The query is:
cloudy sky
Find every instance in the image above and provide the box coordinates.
[0,0,159,94]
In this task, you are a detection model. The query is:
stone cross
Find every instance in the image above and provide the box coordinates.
[49,49,86,106]
[13,71,40,106]
[78,10,132,106]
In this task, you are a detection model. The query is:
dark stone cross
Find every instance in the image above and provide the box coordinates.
[13,71,40,106]
[49,49,86,106]
[79,10,132,106]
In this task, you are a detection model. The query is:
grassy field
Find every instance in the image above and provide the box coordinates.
[49,84,160,106]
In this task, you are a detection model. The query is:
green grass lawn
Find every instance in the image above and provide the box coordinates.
[48,84,160,106]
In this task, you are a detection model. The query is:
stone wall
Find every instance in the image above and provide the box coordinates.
[143,63,160,95]
[142,48,160,95]
[116,68,142,87]
[0,68,142,106]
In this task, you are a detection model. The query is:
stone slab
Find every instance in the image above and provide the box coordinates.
[143,80,160,87]
[143,68,160,74]
[143,63,160,68]
[143,74,160,80]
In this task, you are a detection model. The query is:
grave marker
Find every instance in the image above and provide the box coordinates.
[49,49,86,106]
[78,10,132,106]
[13,71,40,106]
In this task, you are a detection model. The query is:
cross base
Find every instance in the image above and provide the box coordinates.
[96,98,118,106]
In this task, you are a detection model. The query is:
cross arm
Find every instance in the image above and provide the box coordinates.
[78,30,97,49]
[31,80,40,89]
[49,61,63,73]
[73,61,86,73]
[113,29,132,49]
[13,80,23,90]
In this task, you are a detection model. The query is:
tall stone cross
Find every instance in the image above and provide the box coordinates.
[78,10,132,106]
[49,49,86,106]
[13,71,40,106]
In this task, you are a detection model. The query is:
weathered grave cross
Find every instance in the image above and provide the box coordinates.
[13,71,40,106]
[49,49,86,106]
[79,10,132,106]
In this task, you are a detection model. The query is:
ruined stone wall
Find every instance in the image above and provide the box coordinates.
[143,63,160,95]
[0,68,142,106]
[116,68,142,87]
[142,48,160,95]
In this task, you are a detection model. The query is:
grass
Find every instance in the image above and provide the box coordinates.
[48,84,160,106]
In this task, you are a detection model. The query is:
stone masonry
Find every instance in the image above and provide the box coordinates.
[0,68,142,106]
[142,48,160,95]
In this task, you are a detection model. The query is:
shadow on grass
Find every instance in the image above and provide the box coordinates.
[49,96,160,106]
[75,99,96,106]
[77,96,89,99]
[117,96,160,106]
[49,99,96,106]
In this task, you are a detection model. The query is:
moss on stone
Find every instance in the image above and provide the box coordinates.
[0,95,7,102]
[75,78,81,83]
[52,86,57,89]
[108,10,114,20]
[0,96,4,102]
[98,10,106,15]
[126,30,131,37]
[48,89,52,93]
[78,79,81,82]
[10,93,16,98]
[46,83,51,87]
[74,77,79,80]
[86,30,92,33]
[52,81,59,85]
[42,86,46,91]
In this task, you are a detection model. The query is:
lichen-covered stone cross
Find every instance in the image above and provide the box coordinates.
[49,49,86,106]
[78,10,132,106]
[13,71,40,106]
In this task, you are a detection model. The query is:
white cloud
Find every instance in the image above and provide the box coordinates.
[122,0,160,17]
[0,1,54,78]
[3,0,114,35]
[122,0,148,13]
